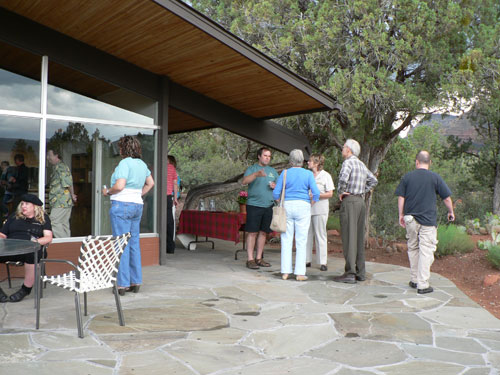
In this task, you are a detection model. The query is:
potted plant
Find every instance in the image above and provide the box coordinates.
[237,191,248,213]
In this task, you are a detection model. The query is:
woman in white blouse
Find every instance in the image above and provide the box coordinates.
[306,154,335,271]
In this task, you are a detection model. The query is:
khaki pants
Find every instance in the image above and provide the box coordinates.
[306,214,328,265]
[50,207,72,238]
[404,215,438,289]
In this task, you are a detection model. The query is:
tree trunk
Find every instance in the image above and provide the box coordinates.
[360,140,397,246]
[184,181,243,210]
[183,162,288,210]
[493,158,500,216]
[493,127,500,216]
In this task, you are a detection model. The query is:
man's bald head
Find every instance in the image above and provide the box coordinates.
[415,151,431,169]
[416,151,431,165]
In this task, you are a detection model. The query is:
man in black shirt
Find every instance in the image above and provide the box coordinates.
[395,151,455,294]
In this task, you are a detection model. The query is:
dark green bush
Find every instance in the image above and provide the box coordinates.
[486,245,500,270]
[436,225,475,257]
[371,186,407,241]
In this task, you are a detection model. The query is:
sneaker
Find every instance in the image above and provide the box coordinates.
[296,275,308,281]
[409,281,418,289]
[417,286,434,294]
[320,265,328,271]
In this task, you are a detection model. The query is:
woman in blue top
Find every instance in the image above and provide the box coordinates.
[273,149,320,281]
[102,136,155,295]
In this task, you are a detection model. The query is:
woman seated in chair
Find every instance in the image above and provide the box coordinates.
[0,194,52,302]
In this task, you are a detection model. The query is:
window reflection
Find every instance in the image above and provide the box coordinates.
[47,61,156,124]
[0,45,158,239]
[0,68,41,113]
[46,121,156,237]
[0,116,40,218]
[0,41,41,113]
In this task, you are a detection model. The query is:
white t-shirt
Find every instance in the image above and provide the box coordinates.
[311,170,335,215]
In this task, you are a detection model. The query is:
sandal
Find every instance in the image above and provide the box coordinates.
[9,287,31,302]
[296,275,308,281]
[246,260,259,269]
[256,258,271,267]
[0,287,8,303]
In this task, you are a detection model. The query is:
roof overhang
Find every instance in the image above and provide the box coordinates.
[0,0,338,154]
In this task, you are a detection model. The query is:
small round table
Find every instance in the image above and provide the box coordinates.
[0,238,41,256]
[0,238,43,311]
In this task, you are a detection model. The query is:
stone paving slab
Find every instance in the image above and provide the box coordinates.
[119,350,195,375]
[7,361,114,375]
[1,238,500,374]
[377,361,466,374]
[243,323,339,357]
[309,338,408,367]
[216,357,339,375]
[166,340,264,374]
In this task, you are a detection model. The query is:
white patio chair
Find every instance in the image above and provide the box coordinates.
[36,233,131,338]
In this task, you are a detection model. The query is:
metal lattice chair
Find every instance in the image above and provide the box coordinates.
[36,233,131,338]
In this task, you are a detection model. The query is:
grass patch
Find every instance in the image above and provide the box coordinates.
[486,245,500,270]
[436,224,475,257]
[327,214,340,231]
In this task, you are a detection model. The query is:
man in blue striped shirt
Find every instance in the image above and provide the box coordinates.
[334,139,378,284]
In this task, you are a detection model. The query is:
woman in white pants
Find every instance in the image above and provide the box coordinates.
[306,154,335,271]
[273,149,320,281]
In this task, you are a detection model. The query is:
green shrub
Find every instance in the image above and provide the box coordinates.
[327,214,340,231]
[478,240,492,250]
[451,191,492,227]
[477,230,500,250]
[436,225,475,257]
[486,245,500,270]
[371,186,407,241]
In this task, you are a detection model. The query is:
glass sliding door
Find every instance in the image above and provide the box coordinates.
[46,121,156,237]
[1,41,159,240]
[0,116,40,218]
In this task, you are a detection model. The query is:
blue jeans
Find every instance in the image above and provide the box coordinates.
[110,200,143,288]
[281,200,311,276]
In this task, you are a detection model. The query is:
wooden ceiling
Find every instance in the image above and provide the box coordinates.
[1,0,336,132]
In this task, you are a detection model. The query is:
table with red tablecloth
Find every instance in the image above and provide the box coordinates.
[177,210,247,251]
